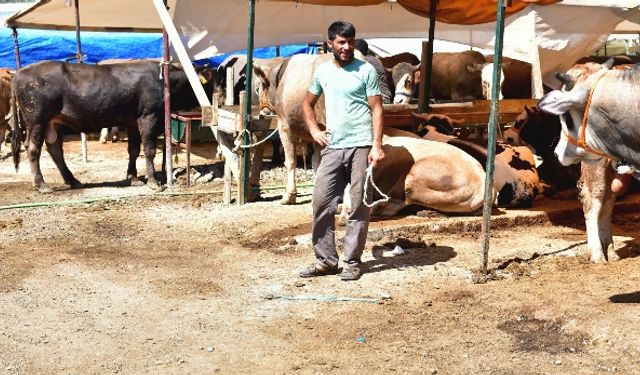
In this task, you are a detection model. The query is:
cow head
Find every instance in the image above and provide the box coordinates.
[480,62,506,100]
[391,62,419,104]
[503,105,564,158]
[252,65,276,116]
[537,59,615,166]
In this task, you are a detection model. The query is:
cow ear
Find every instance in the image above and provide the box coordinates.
[253,65,267,82]
[538,88,589,116]
[198,69,213,84]
[524,105,533,115]
[468,63,483,73]
[603,57,616,70]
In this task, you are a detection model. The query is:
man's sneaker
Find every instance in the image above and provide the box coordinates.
[341,264,363,281]
[299,262,339,278]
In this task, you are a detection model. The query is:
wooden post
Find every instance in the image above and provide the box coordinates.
[225,67,234,106]
[418,0,437,114]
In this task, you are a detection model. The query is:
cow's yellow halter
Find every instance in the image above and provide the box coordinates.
[561,72,612,159]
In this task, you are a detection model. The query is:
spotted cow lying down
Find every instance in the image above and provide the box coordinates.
[413,113,542,208]
[347,126,492,218]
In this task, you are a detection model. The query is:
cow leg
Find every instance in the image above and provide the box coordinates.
[45,128,81,189]
[99,128,109,144]
[110,127,120,143]
[580,160,616,263]
[0,119,7,154]
[279,125,297,205]
[139,121,161,190]
[126,129,143,186]
[27,131,52,193]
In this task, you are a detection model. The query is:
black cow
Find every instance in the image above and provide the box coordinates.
[503,105,581,195]
[11,60,214,193]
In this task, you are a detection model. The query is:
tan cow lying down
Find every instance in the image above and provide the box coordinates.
[363,127,490,216]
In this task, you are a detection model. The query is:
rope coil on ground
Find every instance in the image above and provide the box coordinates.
[232,128,279,152]
[363,165,390,208]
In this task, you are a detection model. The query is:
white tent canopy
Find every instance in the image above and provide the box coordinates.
[6,0,640,87]
[170,0,640,88]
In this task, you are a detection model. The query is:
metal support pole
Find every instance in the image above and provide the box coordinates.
[418,0,437,113]
[480,0,508,274]
[74,0,84,63]
[73,0,87,162]
[162,0,173,186]
[11,28,21,69]
[72,0,88,163]
[240,0,256,205]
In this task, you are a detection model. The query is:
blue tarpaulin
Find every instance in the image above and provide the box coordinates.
[0,27,318,69]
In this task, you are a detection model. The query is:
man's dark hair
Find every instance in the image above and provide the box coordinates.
[327,21,356,41]
[354,39,369,55]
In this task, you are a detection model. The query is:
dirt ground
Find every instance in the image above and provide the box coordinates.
[2,136,640,374]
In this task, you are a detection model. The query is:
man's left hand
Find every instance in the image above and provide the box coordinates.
[368,145,385,168]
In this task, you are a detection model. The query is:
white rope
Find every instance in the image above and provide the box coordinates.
[158,59,172,79]
[233,128,279,152]
[363,165,390,208]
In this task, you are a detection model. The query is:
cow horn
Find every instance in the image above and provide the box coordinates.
[603,57,616,70]
[555,72,575,86]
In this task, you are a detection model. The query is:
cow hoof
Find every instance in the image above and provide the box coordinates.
[147,180,163,191]
[66,179,83,189]
[606,250,620,262]
[336,215,348,227]
[36,184,53,194]
[129,177,144,186]
[590,254,607,264]
[99,138,107,144]
[280,193,297,205]
[247,192,261,202]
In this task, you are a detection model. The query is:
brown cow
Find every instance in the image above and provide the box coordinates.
[0,68,13,154]
[392,50,487,103]
[485,56,532,99]
[379,52,420,70]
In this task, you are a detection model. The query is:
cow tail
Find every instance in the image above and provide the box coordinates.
[10,85,20,172]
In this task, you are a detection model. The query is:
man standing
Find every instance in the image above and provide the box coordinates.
[299,21,384,281]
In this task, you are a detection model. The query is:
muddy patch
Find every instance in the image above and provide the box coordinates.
[498,315,589,354]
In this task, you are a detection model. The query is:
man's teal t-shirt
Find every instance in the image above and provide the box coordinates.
[308,59,381,149]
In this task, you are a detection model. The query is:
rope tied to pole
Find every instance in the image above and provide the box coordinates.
[158,59,172,79]
[232,128,279,152]
[363,165,390,208]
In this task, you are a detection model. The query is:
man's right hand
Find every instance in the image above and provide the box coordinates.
[311,129,330,147]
